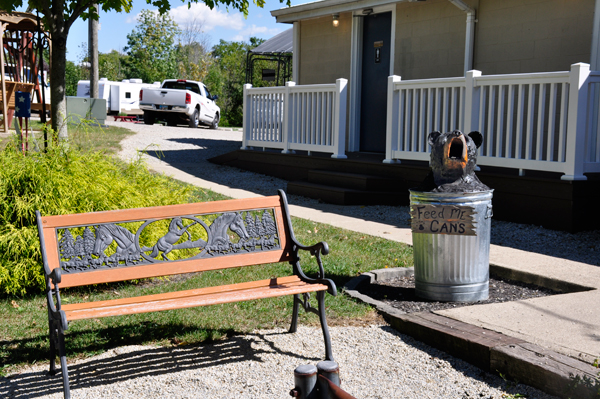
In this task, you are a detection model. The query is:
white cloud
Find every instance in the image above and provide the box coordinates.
[169,3,245,32]
[121,4,281,45]
[232,25,282,42]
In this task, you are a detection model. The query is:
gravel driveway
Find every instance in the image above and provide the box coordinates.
[1,122,566,399]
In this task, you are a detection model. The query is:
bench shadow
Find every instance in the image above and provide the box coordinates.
[1,329,319,398]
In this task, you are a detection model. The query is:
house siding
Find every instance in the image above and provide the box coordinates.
[475,0,594,74]
[298,13,352,85]
[294,0,594,83]
[394,0,470,79]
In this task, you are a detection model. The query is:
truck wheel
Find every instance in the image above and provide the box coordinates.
[144,111,155,125]
[210,113,219,130]
[189,109,199,128]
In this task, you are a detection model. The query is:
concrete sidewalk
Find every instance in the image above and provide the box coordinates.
[146,155,600,398]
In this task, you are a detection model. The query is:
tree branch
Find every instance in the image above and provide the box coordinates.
[66,0,96,32]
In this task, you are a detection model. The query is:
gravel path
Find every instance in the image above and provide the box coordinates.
[2,121,575,398]
[3,326,558,399]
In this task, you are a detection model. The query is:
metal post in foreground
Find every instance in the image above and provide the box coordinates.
[291,364,318,399]
[316,360,340,398]
[292,362,357,399]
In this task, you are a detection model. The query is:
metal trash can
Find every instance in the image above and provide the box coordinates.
[409,189,493,302]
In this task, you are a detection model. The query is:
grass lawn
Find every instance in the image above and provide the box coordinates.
[0,119,134,154]
[0,121,414,376]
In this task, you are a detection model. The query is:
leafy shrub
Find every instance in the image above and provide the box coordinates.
[0,140,194,296]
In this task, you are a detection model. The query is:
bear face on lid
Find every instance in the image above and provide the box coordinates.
[416,130,490,193]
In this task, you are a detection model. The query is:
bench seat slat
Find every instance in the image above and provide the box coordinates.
[63,275,302,310]
[62,276,327,320]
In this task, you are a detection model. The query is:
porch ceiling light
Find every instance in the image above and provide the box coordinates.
[332,13,339,27]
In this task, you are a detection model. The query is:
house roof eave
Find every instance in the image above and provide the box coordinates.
[271,0,405,23]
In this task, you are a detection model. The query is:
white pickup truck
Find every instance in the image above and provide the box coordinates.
[139,79,220,129]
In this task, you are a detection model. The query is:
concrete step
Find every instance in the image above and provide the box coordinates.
[307,169,404,192]
[287,181,404,205]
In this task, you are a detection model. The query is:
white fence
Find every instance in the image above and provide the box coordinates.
[385,63,600,180]
[242,79,347,159]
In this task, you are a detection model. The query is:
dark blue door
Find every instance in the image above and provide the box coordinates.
[359,12,392,153]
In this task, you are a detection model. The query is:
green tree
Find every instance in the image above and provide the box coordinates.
[176,17,213,82]
[0,0,290,141]
[99,50,128,81]
[65,60,83,96]
[124,9,180,84]
[206,38,264,127]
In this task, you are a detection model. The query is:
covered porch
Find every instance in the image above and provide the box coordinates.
[233,64,600,232]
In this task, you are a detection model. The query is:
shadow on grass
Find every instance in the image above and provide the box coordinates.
[1,325,319,399]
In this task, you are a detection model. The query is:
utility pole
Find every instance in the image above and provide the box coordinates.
[89,4,99,98]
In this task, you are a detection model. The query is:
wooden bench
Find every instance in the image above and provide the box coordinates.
[36,191,337,399]
[113,115,138,122]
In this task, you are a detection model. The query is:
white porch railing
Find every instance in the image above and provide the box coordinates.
[385,63,600,180]
[242,79,348,159]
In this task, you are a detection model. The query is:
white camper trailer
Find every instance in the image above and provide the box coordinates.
[76,78,159,114]
[77,78,112,109]
[109,79,160,114]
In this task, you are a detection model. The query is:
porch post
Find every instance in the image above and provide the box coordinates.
[384,75,401,164]
[241,83,252,150]
[293,22,300,83]
[282,81,295,154]
[464,11,476,74]
[591,0,600,71]
[463,70,482,134]
[348,15,363,152]
[562,63,590,181]
[331,78,348,159]
[448,0,476,74]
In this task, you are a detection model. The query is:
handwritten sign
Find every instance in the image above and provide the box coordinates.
[410,204,476,235]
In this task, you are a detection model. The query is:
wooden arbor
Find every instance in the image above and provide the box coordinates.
[0,11,50,132]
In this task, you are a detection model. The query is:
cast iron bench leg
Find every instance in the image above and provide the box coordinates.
[289,293,301,333]
[48,318,57,376]
[317,291,334,361]
[288,292,334,361]
[58,330,71,399]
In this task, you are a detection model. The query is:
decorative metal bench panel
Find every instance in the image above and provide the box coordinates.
[36,190,337,399]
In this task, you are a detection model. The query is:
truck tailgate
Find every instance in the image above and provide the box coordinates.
[142,88,187,106]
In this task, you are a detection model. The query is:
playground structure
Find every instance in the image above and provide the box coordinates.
[0,11,50,133]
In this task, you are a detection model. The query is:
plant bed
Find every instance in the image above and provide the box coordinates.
[355,272,559,314]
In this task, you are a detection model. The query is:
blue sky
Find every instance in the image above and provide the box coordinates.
[64,0,305,62]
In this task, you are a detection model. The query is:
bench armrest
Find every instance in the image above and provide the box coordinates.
[294,242,337,296]
[37,210,69,332]
[50,267,62,285]
[278,190,337,296]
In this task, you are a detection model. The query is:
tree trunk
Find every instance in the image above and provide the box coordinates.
[50,27,68,141]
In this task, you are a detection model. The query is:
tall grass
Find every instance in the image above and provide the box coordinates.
[0,138,203,295]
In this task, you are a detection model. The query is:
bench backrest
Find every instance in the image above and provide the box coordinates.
[37,195,293,288]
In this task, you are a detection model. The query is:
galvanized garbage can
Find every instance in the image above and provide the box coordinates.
[409,189,493,302]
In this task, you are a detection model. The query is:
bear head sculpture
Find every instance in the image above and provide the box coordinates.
[417,130,490,193]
